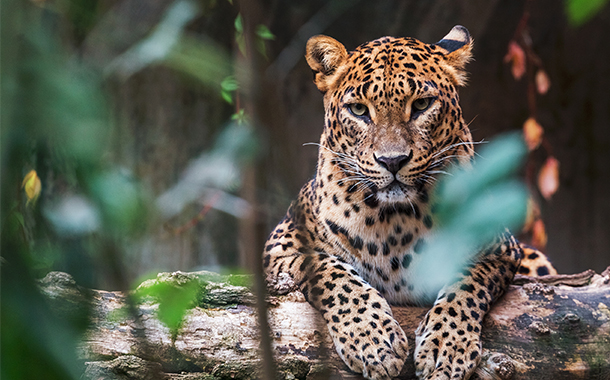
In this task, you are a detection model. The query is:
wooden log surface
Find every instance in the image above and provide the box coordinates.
[39,268,610,380]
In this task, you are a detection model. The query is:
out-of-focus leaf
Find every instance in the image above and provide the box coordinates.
[255,25,275,40]
[410,133,529,300]
[236,33,246,56]
[433,134,527,224]
[221,76,239,91]
[535,70,551,94]
[523,117,544,151]
[13,29,109,165]
[504,41,526,80]
[234,14,243,33]
[137,279,200,341]
[234,14,246,56]
[22,170,42,206]
[532,219,548,248]
[566,0,610,26]
[231,108,249,125]
[164,36,232,89]
[538,156,560,200]
[220,76,238,103]
[221,90,233,104]
[254,25,275,58]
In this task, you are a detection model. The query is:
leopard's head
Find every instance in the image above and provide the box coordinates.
[307,26,475,204]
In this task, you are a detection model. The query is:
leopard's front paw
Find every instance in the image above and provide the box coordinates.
[327,291,408,379]
[414,309,482,380]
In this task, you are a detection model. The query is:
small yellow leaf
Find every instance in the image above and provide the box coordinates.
[538,157,560,200]
[535,70,551,94]
[22,170,42,206]
[504,41,526,80]
[523,117,544,151]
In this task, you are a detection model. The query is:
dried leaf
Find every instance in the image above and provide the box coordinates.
[22,170,42,206]
[538,157,560,200]
[523,117,544,151]
[535,70,551,94]
[504,41,526,80]
[531,219,548,249]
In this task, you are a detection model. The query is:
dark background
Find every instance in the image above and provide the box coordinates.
[23,0,610,281]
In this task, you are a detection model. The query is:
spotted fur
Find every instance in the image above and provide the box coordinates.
[518,245,557,276]
[264,26,546,380]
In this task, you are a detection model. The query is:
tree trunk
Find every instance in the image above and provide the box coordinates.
[40,268,610,380]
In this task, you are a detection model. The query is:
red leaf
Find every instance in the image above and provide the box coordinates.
[538,157,560,200]
[531,219,548,249]
[504,41,526,80]
[535,70,551,94]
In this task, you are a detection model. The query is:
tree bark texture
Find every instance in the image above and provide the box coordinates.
[40,269,610,380]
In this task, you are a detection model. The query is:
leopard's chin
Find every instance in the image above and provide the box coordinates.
[375,180,418,204]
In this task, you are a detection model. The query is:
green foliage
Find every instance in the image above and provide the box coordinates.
[410,134,529,300]
[566,0,609,26]
[164,35,232,90]
[233,13,275,58]
[136,279,201,342]
[255,24,276,58]
[221,75,240,104]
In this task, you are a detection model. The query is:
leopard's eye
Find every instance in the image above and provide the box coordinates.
[412,98,432,112]
[349,103,369,117]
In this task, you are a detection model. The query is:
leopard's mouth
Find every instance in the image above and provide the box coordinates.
[373,176,430,204]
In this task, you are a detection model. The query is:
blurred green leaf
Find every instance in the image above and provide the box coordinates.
[234,14,246,56]
[410,133,528,300]
[255,25,275,40]
[254,25,275,58]
[566,0,609,26]
[231,109,249,125]
[221,90,234,104]
[236,33,247,56]
[234,13,243,33]
[164,36,232,89]
[221,75,239,91]
[433,135,527,226]
[136,278,200,341]
[220,75,239,104]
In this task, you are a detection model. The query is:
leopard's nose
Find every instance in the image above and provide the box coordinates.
[374,152,413,175]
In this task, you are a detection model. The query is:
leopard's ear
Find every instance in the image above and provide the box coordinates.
[306,35,348,92]
[435,25,473,86]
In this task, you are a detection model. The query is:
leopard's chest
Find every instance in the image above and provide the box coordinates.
[314,190,437,305]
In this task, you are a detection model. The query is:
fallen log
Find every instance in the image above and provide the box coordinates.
[39,268,610,380]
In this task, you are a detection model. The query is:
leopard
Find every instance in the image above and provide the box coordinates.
[518,245,557,277]
[263,25,554,380]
